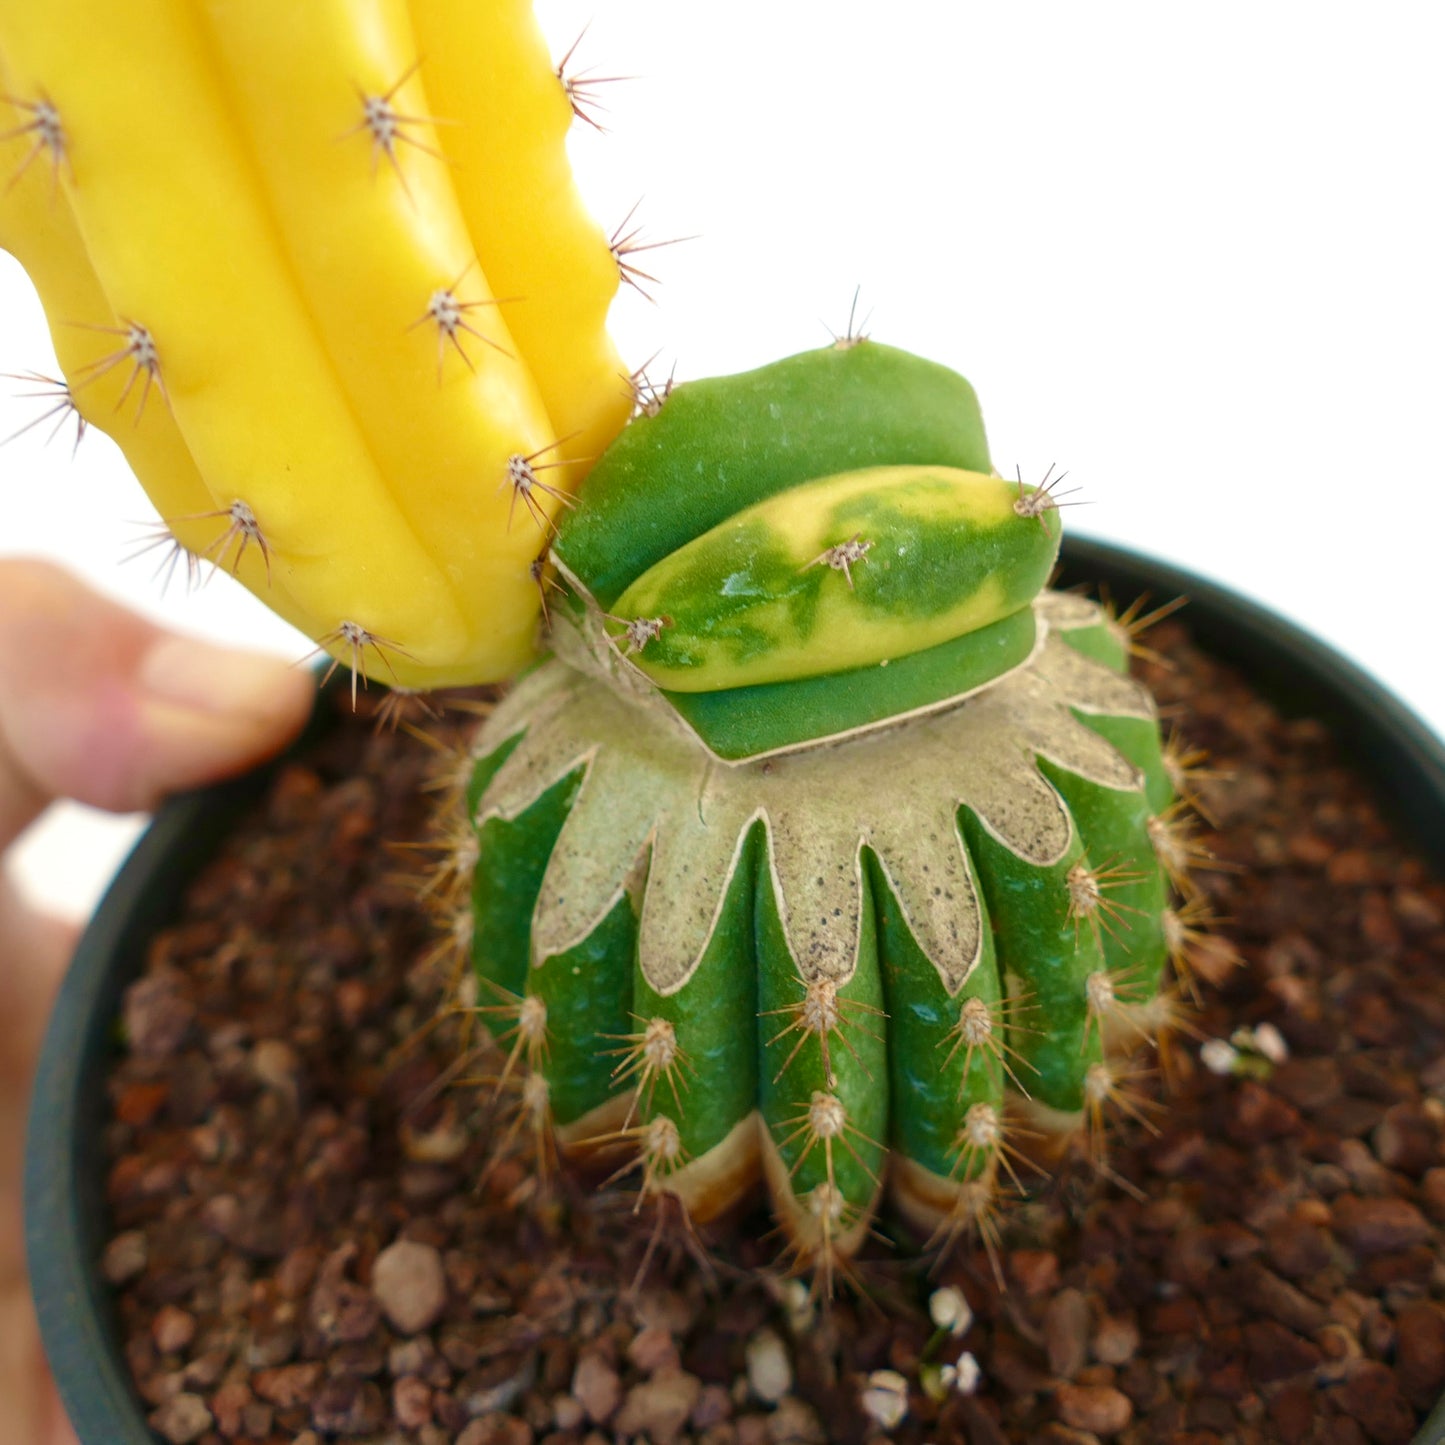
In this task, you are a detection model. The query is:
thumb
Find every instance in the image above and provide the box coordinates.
[0,558,314,848]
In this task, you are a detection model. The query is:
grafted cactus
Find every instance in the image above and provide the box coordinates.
[456,344,1192,1275]
[1,4,1210,1279]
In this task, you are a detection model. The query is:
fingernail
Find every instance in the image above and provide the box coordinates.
[140,635,301,722]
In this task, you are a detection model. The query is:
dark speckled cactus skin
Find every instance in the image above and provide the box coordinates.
[454,342,1198,1274]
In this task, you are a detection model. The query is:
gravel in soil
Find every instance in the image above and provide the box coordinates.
[98,621,1445,1444]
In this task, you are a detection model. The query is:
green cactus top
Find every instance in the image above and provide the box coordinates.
[552,341,1064,758]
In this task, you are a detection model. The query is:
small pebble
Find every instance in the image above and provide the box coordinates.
[1054,1382,1133,1436]
[929,1285,974,1337]
[309,1377,386,1434]
[1009,1250,1060,1298]
[240,1400,272,1437]
[1243,1320,1322,1384]
[252,1362,324,1408]
[208,1380,251,1436]
[1045,1288,1092,1379]
[766,1394,826,1443]
[123,971,195,1058]
[371,1238,448,1335]
[250,1038,301,1096]
[102,1230,148,1285]
[1333,1195,1432,1254]
[1395,1301,1445,1409]
[1091,1315,1140,1366]
[551,1392,585,1430]
[745,1328,793,1404]
[1252,1021,1289,1063]
[150,1305,197,1356]
[1201,1039,1239,1075]
[571,1351,621,1425]
[860,1370,909,1430]
[147,1391,212,1444]
[612,1369,702,1445]
[627,1324,680,1375]
[1423,1168,1445,1221]
[393,1375,434,1429]
[691,1382,733,1430]
[1328,1359,1415,1442]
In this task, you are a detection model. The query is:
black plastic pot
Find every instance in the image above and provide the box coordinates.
[24,537,1445,1444]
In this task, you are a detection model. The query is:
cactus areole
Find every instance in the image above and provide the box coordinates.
[0,2,1193,1278]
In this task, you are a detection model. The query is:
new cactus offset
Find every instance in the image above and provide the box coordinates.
[1,3,1211,1280]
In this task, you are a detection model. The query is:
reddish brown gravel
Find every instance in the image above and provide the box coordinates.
[101,620,1445,1444]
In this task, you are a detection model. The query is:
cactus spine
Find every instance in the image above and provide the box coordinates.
[2,7,1208,1281]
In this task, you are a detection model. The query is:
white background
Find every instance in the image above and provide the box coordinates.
[2,1,1443,918]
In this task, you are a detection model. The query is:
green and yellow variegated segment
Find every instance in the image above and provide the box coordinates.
[461,593,1174,1258]
[554,342,994,611]
[549,562,1043,762]
[611,465,1060,692]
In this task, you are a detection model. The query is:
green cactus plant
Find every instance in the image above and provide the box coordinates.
[450,341,1196,1279]
[0,0,1213,1283]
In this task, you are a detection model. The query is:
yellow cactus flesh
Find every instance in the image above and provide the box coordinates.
[0,67,329,630]
[412,0,632,473]
[0,0,631,688]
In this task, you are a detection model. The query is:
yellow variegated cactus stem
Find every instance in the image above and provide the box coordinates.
[0,0,631,687]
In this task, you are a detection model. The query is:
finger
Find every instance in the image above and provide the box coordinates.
[0,874,77,1085]
[0,558,314,850]
[0,877,80,1445]
[0,1288,79,1445]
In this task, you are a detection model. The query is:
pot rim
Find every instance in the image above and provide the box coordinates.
[24,534,1445,1445]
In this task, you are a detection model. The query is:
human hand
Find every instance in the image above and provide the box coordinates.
[0,558,313,1445]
